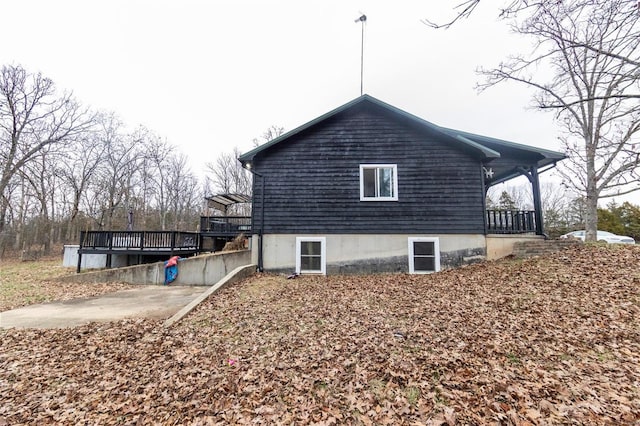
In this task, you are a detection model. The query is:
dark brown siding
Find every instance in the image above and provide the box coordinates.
[251,106,485,234]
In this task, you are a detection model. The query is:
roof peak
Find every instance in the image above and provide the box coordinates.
[238,95,564,169]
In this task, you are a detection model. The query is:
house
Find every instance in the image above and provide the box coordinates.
[238,95,565,275]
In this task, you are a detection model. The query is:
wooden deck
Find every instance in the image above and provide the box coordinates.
[76,219,253,272]
[79,230,200,254]
[77,231,201,272]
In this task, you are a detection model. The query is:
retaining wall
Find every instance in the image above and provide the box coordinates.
[512,238,582,258]
[485,234,543,260]
[164,264,257,327]
[58,250,252,286]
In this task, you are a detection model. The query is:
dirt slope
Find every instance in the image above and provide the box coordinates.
[1,245,639,424]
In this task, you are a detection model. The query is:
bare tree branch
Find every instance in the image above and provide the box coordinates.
[422,0,481,29]
[0,64,96,234]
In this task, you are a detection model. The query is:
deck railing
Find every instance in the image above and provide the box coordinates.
[199,216,251,235]
[198,213,535,235]
[79,230,200,251]
[80,211,534,252]
[486,210,536,234]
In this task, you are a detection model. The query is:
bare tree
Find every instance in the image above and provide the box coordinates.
[423,0,483,29]
[423,0,530,29]
[474,0,640,241]
[487,184,532,210]
[163,152,201,231]
[5,173,27,251]
[129,127,169,230]
[56,119,108,240]
[208,126,285,195]
[251,125,285,147]
[87,115,143,230]
[17,148,58,251]
[0,65,95,233]
[141,133,175,230]
[427,1,640,68]
[205,127,284,217]
[206,146,251,195]
[0,64,211,253]
[540,182,583,235]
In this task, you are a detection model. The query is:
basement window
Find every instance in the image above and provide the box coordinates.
[360,164,398,201]
[408,237,440,274]
[296,237,326,275]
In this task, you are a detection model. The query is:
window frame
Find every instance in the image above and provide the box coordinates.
[359,164,398,201]
[408,237,441,274]
[295,236,327,275]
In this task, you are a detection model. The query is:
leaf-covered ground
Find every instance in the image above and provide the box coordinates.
[1,245,639,425]
[0,259,134,311]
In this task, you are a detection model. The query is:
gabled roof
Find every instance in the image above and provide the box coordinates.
[238,94,500,163]
[238,94,565,181]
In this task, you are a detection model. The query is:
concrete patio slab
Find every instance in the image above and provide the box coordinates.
[0,286,205,329]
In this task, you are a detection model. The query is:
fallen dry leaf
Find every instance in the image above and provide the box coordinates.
[1,245,639,424]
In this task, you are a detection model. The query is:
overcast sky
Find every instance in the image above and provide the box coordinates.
[4,1,635,205]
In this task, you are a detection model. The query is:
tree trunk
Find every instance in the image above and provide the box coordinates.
[585,155,599,242]
[585,193,598,242]
[0,199,6,234]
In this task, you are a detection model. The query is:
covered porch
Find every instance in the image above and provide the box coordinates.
[438,127,566,237]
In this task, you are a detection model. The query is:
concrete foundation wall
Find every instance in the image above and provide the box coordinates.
[60,250,252,286]
[63,245,128,269]
[111,254,130,268]
[486,234,543,260]
[252,234,487,274]
[63,245,106,269]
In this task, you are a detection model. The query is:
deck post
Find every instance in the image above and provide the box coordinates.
[107,231,113,268]
[77,231,85,273]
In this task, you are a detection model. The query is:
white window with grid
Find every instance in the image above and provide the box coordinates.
[295,237,326,275]
[408,237,440,274]
[359,164,398,201]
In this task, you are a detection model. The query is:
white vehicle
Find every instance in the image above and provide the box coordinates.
[560,230,635,244]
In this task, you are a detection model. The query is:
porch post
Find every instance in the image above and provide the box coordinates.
[530,166,544,236]
[481,164,488,235]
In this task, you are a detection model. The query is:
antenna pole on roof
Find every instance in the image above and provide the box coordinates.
[355,14,366,96]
